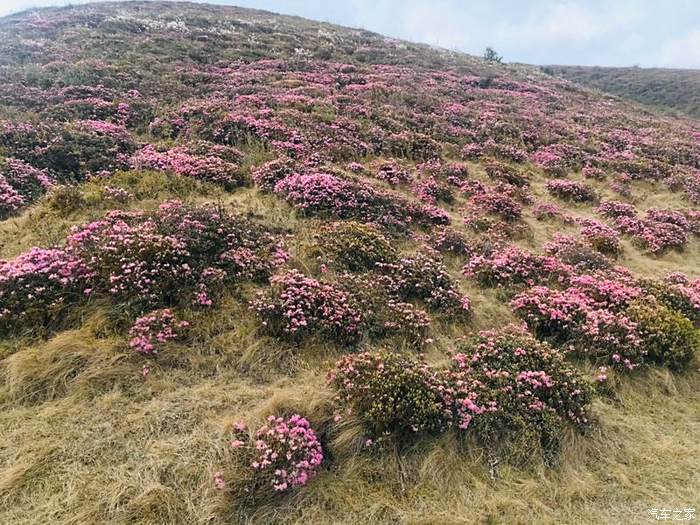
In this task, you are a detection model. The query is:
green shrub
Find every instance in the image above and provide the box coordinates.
[315,221,396,272]
[328,351,451,437]
[627,299,699,370]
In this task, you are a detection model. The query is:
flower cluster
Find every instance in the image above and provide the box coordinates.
[469,191,522,222]
[251,156,298,191]
[224,415,323,494]
[578,218,622,256]
[376,253,470,317]
[374,160,412,185]
[546,179,597,203]
[130,144,245,189]
[532,200,571,223]
[250,269,363,344]
[0,158,54,218]
[464,245,570,289]
[128,308,189,354]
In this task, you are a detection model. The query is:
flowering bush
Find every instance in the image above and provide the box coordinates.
[130,144,245,189]
[427,226,473,256]
[464,245,570,288]
[0,158,54,218]
[483,159,529,187]
[67,200,283,310]
[627,299,699,370]
[222,415,323,496]
[543,233,613,273]
[0,247,87,333]
[314,221,396,272]
[469,191,522,221]
[102,185,133,203]
[273,172,448,231]
[376,254,470,317]
[596,200,637,219]
[546,179,597,203]
[532,201,571,223]
[511,286,644,369]
[250,269,363,344]
[374,160,412,185]
[578,218,622,256]
[412,176,454,205]
[328,351,452,437]
[128,309,189,354]
[452,325,592,444]
[251,156,298,191]
[639,276,700,323]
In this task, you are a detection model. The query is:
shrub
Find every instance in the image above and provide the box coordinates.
[597,200,637,219]
[543,233,613,273]
[328,351,452,437]
[532,201,571,223]
[251,157,298,191]
[273,172,448,231]
[222,415,323,496]
[412,176,454,205]
[250,269,363,344]
[452,325,592,446]
[0,247,87,333]
[483,159,529,186]
[511,286,644,369]
[315,221,396,272]
[464,245,570,288]
[0,158,54,218]
[627,299,699,370]
[374,160,412,185]
[546,179,597,202]
[68,201,283,310]
[130,144,245,189]
[578,218,622,256]
[128,309,189,354]
[470,191,522,221]
[638,277,700,323]
[428,225,473,256]
[376,253,470,317]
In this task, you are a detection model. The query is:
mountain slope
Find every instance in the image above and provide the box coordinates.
[0,3,699,524]
[545,64,700,120]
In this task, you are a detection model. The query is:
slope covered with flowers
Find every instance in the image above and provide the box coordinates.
[0,3,699,524]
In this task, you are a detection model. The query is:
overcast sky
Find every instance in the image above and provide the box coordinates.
[2,0,700,68]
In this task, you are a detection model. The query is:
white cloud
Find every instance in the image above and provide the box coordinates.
[654,29,700,68]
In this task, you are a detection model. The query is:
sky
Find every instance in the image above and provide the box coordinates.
[2,0,700,68]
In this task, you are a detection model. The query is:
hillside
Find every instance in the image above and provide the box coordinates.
[1,2,700,524]
[545,65,700,120]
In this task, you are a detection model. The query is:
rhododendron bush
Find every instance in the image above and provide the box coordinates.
[217,415,323,498]
[0,200,285,331]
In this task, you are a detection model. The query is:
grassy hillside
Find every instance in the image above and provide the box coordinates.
[544,65,700,120]
[1,3,699,524]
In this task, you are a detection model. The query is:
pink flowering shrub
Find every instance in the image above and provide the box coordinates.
[531,145,580,176]
[511,286,644,369]
[483,159,529,187]
[102,185,133,203]
[412,176,454,205]
[250,269,363,344]
[464,245,570,288]
[427,226,473,256]
[532,201,571,223]
[546,179,597,203]
[67,200,284,310]
[469,191,522,222]
[638,277,700,323]
[222,415,323,496]
[0,158,54,218]
[452,325,592,446]
[578,218,622,256]
[376,254,470,317]
[596,200,637,219]
[374,160,412,185]
[128,309,189,354]
[0,247,87,333]
[251,156,298,191]
[273,172,448,231]
[543,234,613,273]
[461,143,483,160]
[130,144,245,189]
